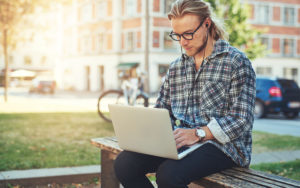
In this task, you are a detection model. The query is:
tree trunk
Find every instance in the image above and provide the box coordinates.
[3,28,8,102]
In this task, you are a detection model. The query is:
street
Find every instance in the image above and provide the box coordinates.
[1,87,300,137]
[253,115,300,137]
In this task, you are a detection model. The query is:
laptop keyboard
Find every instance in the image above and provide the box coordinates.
[177,146,189,154]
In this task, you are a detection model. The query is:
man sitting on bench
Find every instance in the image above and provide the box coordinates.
[114,0,256,187]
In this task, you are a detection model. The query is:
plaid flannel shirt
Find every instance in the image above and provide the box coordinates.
[155,40,256,167]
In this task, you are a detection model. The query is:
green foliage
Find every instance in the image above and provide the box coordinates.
[206,0,266,60]
[251,160,300,181]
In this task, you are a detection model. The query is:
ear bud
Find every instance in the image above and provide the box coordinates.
[206,23,209,27]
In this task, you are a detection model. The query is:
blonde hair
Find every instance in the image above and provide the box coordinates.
[167,0,228,41]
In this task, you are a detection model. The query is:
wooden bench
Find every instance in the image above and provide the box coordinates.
[91,137,300,188]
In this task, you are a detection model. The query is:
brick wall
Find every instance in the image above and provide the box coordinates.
[122,0,125,16]
[153,17,171,27]
[298,8,300,23]
[107,34,112,50]
[272,38,280,54]
[253,25,300,35]
[137,0,142,13]
[272,6,280,21]
[137,31,142,48]
[249,4,254,20]
[253,0,299,3]
[92,35,95,51]
[153,0,160,12]
[122,18,142,29]
[122,33,125,49]
[92,2,96,19]
[107,0,113,17]
[153,31,160,48]
[298,40,300,55]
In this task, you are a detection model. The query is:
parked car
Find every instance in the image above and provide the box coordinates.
[255,76,300,119]
[29,79,56,94]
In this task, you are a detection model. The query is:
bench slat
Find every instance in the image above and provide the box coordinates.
[233,167,300,187]
[91,137,300,188]
[91,137,122,154]
[194,172,266,188]
[222,169,284,188]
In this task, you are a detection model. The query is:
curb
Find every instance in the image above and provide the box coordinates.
[0,165,100,187]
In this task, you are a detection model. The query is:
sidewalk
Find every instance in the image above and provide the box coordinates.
[251,150,300,165]
[1,150,299,186]
[0,165,100,187]
[0,89,158,113]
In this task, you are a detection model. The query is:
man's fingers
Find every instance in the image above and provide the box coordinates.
[176,140,186,149]
[174,129,188,148]
[174,128,198,148]
[173,128,183,139]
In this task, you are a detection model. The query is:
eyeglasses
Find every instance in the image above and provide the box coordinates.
[169,18,206,41]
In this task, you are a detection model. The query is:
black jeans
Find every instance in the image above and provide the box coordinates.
[114,143,237,188]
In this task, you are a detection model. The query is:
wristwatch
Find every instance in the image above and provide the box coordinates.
[196,128,206,141]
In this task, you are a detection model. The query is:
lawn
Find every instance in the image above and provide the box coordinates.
[252,131,300,153]
[1,112,300,175]
[0,112,114,171]
[251,159,300,181]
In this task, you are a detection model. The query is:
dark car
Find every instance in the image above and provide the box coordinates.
[29,79,56,94]
[255,76,300,119]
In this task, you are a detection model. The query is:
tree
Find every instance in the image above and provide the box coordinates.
[0,0,70,102]
[207,0,266,60]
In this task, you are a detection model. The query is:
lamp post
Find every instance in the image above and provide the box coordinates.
[144,0,150,93]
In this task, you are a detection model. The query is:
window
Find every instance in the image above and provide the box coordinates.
[82,36,92,54]
[256,67,272,76]
[283,68,298,83]
[80,3,92,22]
[256,5,269,24]
[97,33,105,52]
[260,37,270,50]
[283,7,295,26]
[97,1,106,19]
[40,56,47,65]
[126,32,135,51]
[64,8,73,25]
[164,31,176,50]
[283,39,294,57]
[64,36,72,55]
[164,0,173,14]
[24,56,32,65]
[126,0,136,16]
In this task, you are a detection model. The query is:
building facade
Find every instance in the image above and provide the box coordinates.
[248,0,300,83]
[60,0,300,93]
[61,0,179,92]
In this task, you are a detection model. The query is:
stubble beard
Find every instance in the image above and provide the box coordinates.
[183,32,208,57]
[194,33,208,57]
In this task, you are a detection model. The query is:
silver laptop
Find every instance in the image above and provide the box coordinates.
[108,104,203,160]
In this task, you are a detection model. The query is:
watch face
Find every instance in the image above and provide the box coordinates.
[197,129,206,138]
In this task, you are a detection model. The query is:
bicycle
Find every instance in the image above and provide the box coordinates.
[97,76,149,122]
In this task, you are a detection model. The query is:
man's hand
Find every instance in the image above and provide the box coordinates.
[173,128,200,149]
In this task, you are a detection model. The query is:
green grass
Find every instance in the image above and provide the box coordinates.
[1,113,300,174]
[252,131,300,153]
[0,113,114,171]
[251,159,300,181]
